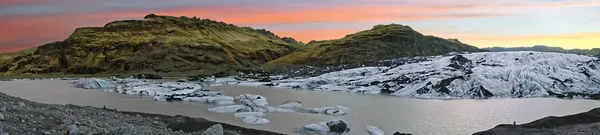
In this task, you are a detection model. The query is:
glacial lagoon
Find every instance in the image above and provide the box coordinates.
[1,79,600,135]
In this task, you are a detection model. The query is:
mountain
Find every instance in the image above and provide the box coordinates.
[483,45,600,56]
[234,52,600,99]
[0,14,303,76]
[261,24,483,70]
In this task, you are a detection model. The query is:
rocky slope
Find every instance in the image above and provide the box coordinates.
[484,45,600,56]
[0,91,282,135]
[232,52,600,99]
[473,107,600,135]
[0,14,303,76]
[262,24,483,70]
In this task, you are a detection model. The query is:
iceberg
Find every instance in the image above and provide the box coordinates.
[234,112,265,118]
[295,119,350,135]
[309,105,352,116]
[277,101,303,109]
[367,126,385,135]
[208,105,295,113]
[72,78,114,89]
[242,116,270,125]
[237,94,268,106]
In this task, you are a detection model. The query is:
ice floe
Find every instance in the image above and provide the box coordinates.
[242,116,270,125]
[237,94,268,106]
[367,126,385,135]
[295,119,350,135]
[277,101,303,109]
[72,78,113,89]
[234,112,265,118]
[309,105,352,116]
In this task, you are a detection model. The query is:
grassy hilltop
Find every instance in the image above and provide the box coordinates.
[262,24,483,70]
[0,14,303,76]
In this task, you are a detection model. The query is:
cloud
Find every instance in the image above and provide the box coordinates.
[453,32,600,49]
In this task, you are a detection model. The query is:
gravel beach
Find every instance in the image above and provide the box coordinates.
[0,91,283,135]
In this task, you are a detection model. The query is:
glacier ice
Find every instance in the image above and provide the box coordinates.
[228,52,600,99]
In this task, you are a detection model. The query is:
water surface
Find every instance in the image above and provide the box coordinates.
[1,80,599,135]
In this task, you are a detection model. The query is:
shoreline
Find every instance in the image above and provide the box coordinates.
[0,91,284,135]
[474,107,600,135]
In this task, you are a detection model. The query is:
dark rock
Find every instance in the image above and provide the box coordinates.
[291,85,302,89]
[370,81,381,86]
[432,76,465,95]
[258,78,272,82]
[393,132,412,135]
[473,107,600,135]
[326,120,350,134]
[450,55,471,64]
[468,85,494,98]
[133,74,163,79]
[380,88,393,94]
[263,83,277,87]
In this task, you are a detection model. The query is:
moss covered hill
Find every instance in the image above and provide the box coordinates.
[262,24,483,70]
[0,14,303,76]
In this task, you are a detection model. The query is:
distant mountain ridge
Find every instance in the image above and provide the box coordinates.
[0,14,303,76]
[262,24,483,70]
[483,45,600,56]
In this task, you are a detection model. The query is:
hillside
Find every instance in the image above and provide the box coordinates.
[484,45,600,56]
[261,24,483,70]
[0,14,303,76]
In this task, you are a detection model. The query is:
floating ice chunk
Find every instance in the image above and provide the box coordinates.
[234,112,265,118]
[72,78,114,89]
[295,119,350,135]
[208,105,247,113]
[277,101,303,109]
[367,126,385,135]
[242,116,270,125]
[309,105,352,116]
[153,95,167,102]
[208,105,295,113]
[237,94,268,106]
[214,100,235,105]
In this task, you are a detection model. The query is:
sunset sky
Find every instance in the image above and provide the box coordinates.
[1,0,599,52]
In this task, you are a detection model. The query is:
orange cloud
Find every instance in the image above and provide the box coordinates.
[145,4,505,25]
[272,28,362,43]
[450,32,600,49]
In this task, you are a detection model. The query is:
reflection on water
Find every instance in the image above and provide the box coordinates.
[1,80,600,135]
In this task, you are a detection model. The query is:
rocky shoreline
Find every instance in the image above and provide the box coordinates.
[0,92,283,135]
[474,107,600,135]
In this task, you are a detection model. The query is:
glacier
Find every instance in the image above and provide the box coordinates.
[227,52,600,99]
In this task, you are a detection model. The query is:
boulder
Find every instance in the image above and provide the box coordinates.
[201,124,224,135]
[67,125,79,135]
[242,116,270,125]
[277,101,303,109]
[237,94,268,106]
[295,119,350,135]
[367,126,385,135]
[72,78,113,89]
[309,105,352,115]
